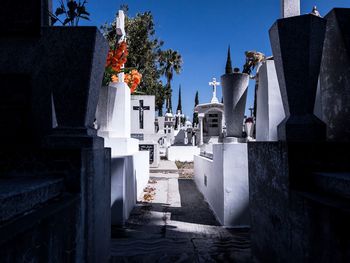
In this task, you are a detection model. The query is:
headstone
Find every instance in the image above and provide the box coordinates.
[131,95,155,135]
[133,100,150,129]
[256,60,285,141]
[139,142,159,167]
[318,8,350,141]
[281,0,300,18]
[269,14,327,141]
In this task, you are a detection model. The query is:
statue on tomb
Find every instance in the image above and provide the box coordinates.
[242,51,265,76]
[310,6,321,17]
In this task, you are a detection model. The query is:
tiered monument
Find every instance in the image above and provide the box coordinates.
[249,1,350,261]
[0,0,110,262]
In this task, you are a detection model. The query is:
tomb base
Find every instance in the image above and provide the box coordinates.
[194,142,249,227]
[248,141,350,263]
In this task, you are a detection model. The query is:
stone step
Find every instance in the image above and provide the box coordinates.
[310,172,350,199]
[150,160,178,174]
[0,177,64,222]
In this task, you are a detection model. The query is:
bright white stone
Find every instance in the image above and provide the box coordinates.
[281,0,300,18]
[209,78,220,103]
[256,60,285,141]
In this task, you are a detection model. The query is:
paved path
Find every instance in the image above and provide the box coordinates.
[111,161,251,262]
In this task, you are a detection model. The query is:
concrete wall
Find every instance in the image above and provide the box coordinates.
[168,146,200,162]
[223,143,250,226]
[110,152,149,225]
[194,153,224,223]
[194,142,249,227]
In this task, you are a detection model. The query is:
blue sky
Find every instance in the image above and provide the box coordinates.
[56,0,349,118]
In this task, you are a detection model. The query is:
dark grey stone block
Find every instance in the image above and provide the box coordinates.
[0,0,42,38]
[270,14,327,141]
[0,177,64,222]
[0,27,109,147]
[248,141,350,262]
[319,8,350,142]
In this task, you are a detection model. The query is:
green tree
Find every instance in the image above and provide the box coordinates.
[193,91,199,126]
[159,49,183,113]
[101,9,166,116]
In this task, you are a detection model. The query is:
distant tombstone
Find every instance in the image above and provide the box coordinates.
[131,95,155,135]
[139,144,154,164]
[139,142,159,167]
[318,8,350,141]
[256,60,285,141]
[281,0,300,18]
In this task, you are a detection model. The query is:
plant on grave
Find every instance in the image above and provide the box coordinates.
[242,51,265,76]
[50,0,90,26]
[102,27,142,93]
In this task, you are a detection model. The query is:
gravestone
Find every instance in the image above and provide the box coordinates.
[131,95,155,135]
[133,100,150,129]
[270,14,327,141]
[0,1,111,262]
[318,8,350,141]
[256,59,285,141]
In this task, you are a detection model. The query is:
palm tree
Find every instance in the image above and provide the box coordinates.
[159,49,182,114]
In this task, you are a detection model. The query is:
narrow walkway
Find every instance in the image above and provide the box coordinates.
[111,161,251,262]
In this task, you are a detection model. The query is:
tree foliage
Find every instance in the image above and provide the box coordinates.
[101,8,182,116]
[159,49,183,113]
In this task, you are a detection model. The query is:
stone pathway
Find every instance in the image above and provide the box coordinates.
[111,161,251,262]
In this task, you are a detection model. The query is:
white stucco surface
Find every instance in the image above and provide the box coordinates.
[256,60,285,141]
[194,142,249,227]
[167,146,200,162]
[110,152,149,225]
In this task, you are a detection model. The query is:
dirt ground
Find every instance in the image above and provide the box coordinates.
[175,161,194,179]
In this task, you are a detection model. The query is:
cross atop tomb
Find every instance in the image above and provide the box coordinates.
[281,0,300,18]
[116,10,126,41]
[209,78,220,103]
[116,10,126,82]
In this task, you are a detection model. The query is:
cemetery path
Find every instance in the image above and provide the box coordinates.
[111,164,251,263]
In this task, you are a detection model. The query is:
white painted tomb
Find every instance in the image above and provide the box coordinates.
[130,95,161,168]
[194,142,249,227]
[255,60,285,141]
[194,73,249,227]
[96,10,149,225]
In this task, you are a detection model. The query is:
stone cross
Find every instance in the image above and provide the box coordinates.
[281,0,300,18]
[116,10,126,82]
[116,10,126,41]
[133,100,150,129]
[209,78,220,103]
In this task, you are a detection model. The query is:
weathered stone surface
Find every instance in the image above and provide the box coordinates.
[248,141,350,262]
[221,73,249,137]
[0,177,63,222]
[0,0,42,37]
[318,8,350,141]
[270,14,327,141]
[0,27,108,146]
[0,194,79,262]
[281,0,300,18]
